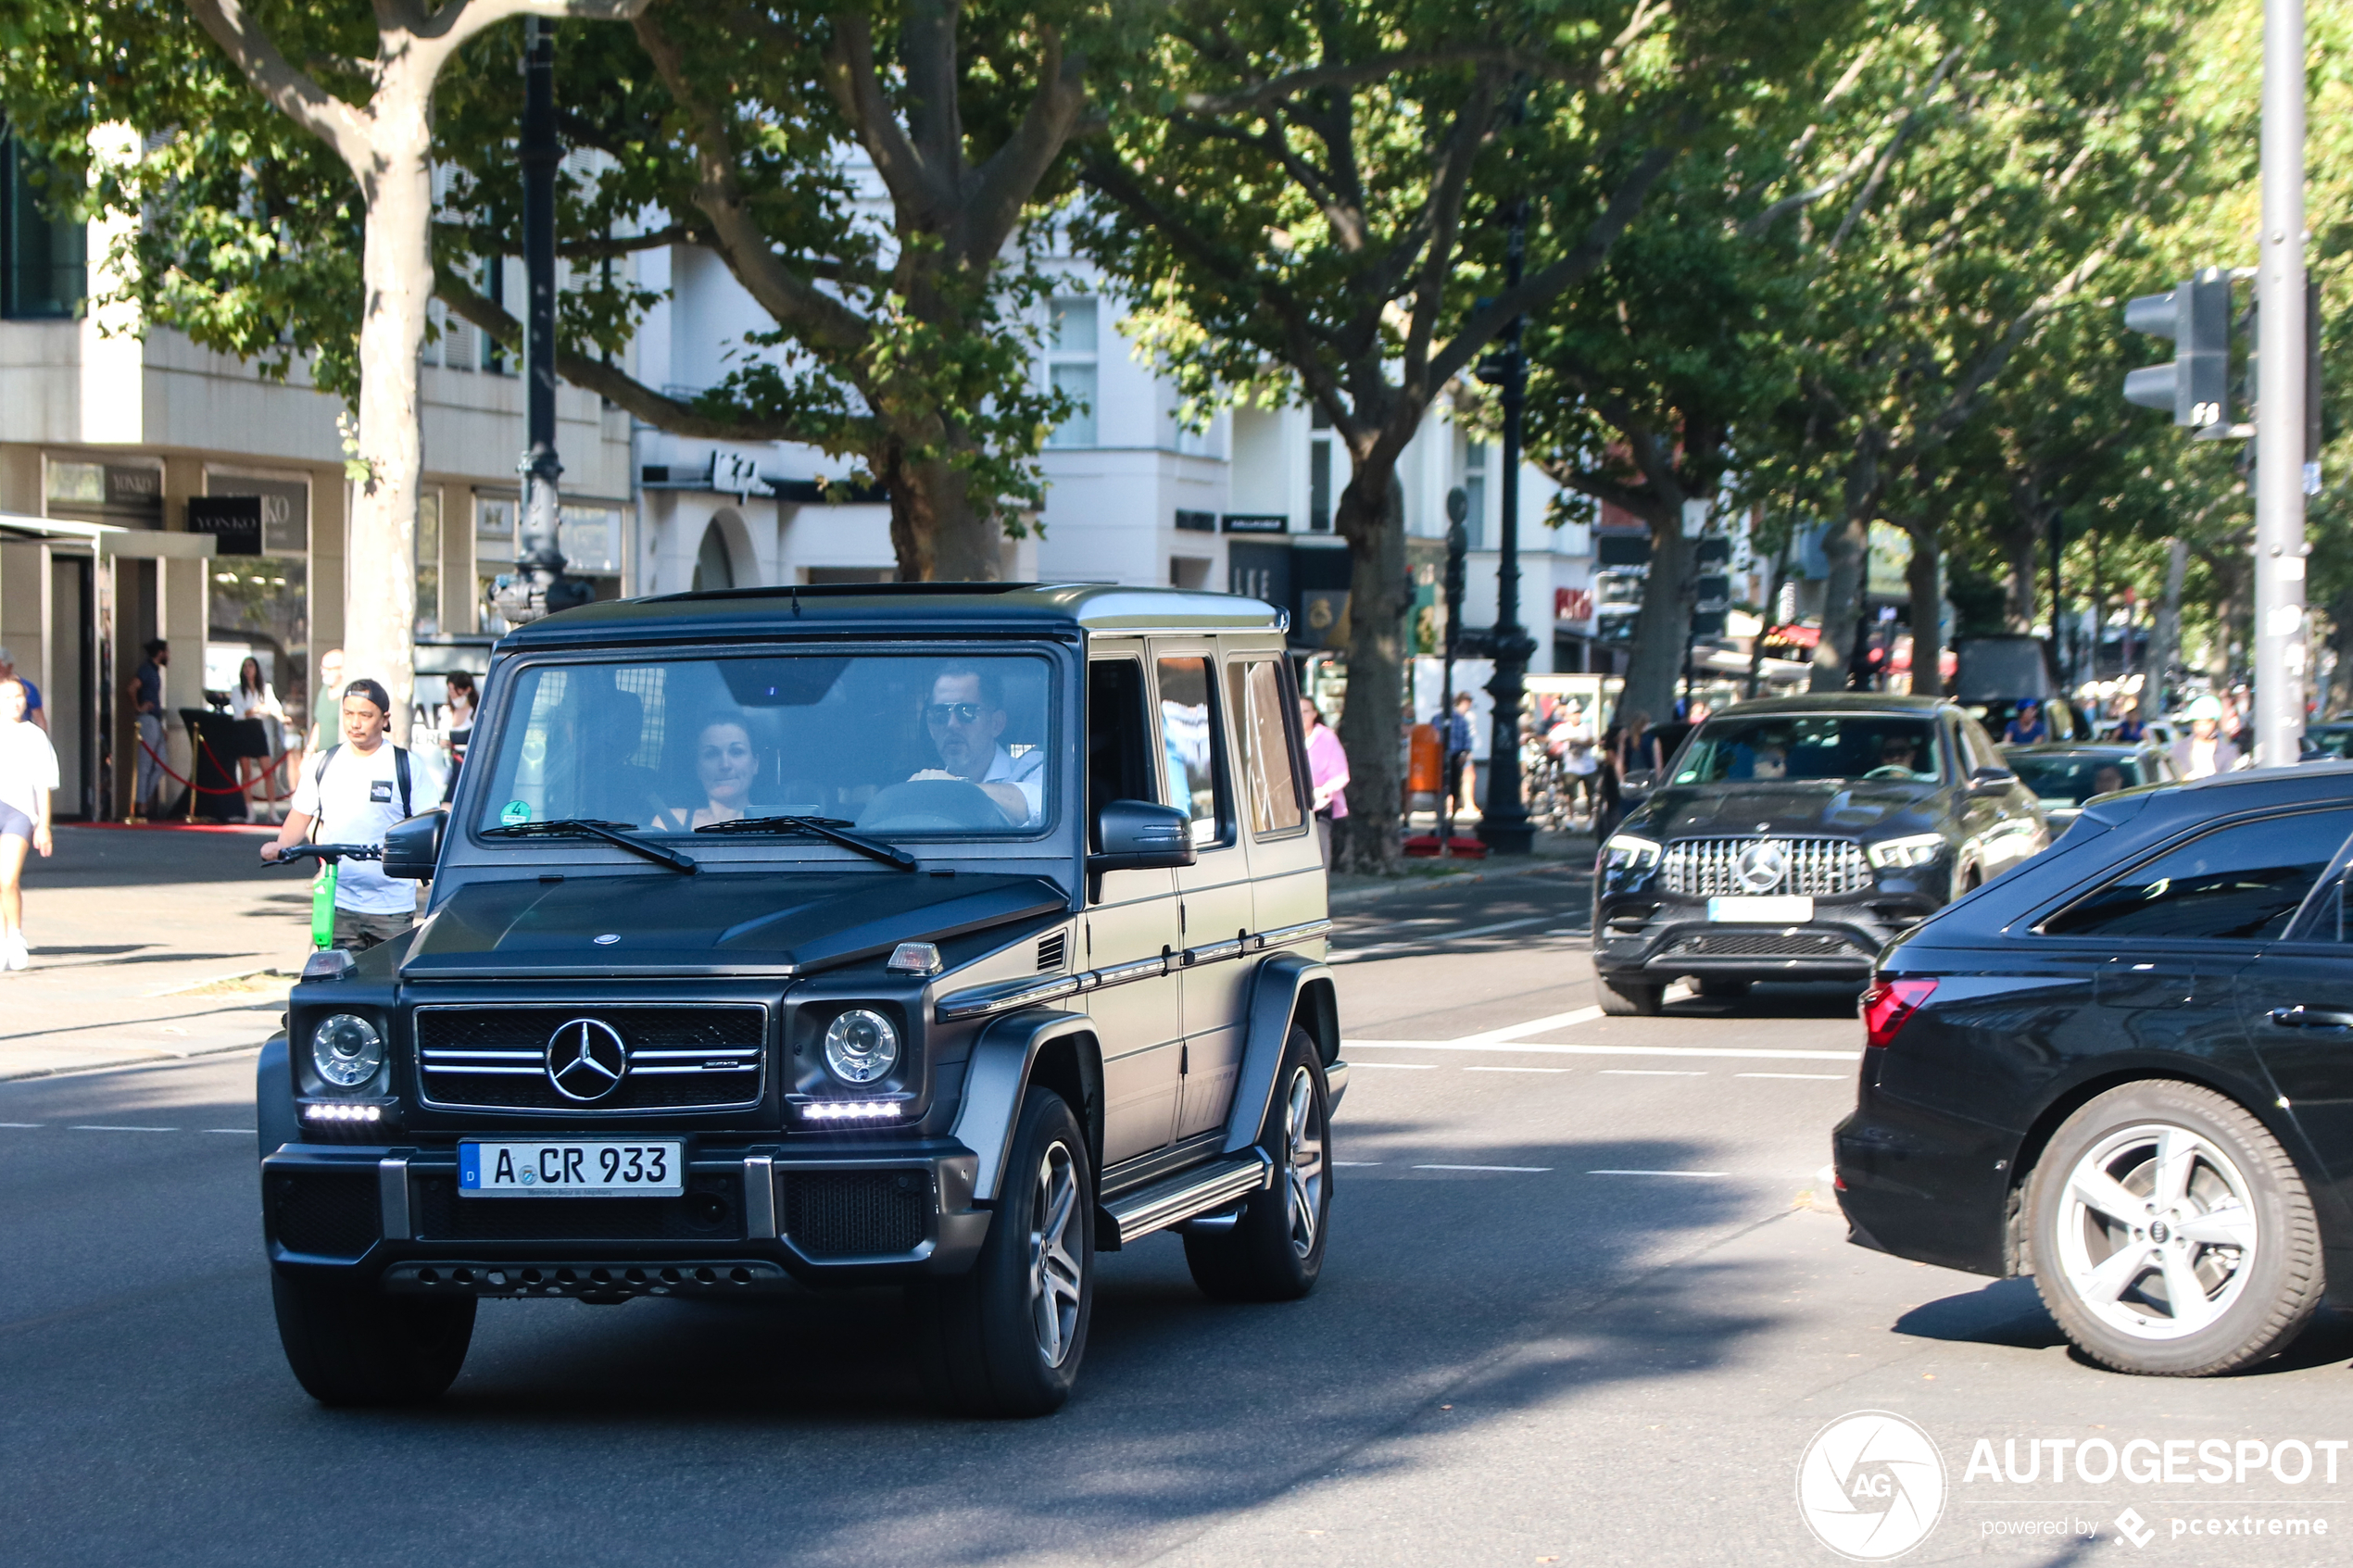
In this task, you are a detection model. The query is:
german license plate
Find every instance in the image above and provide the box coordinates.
[459,1140,684,1198]
[1707,895,1815,923]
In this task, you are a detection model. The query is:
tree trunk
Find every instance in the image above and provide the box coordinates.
[2141,537,2186,720]
[1905,523,1942,698]
[1330,455,1408,874]
[346,88,433,744]
[1994,511,2042,633]
[1620,507,1695,727]
[1808,515,1867,692]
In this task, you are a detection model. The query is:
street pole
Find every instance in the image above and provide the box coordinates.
[494,18,593,628]
[1479,194,1537,855]
[1441,492,1468,849]
[2254,0,2309,765]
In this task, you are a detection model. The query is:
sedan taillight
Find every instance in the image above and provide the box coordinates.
[1861,976,1938,1049]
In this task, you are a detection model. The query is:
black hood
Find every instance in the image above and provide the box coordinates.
[1634,777,1945,841]
[400,871,1066,980]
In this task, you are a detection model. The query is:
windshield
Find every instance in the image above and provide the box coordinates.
[2007,751,2147,807]
[1671,713,1944,785]
[473,652,1055,840]
[2307,727,2353,759]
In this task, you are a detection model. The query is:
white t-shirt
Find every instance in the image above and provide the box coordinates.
[291,743,439,914]
[0,720,59,818]
[983,745,1046,823]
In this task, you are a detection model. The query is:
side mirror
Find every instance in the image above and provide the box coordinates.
[1088,798,1197,877]
[1969,764,2018,795]
[384,809,446,882]
[1620,768,1655,802]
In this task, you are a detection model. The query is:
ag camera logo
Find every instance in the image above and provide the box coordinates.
[1798,1411,1946,1560]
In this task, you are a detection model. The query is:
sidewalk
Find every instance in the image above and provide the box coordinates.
[2,824,314,1080]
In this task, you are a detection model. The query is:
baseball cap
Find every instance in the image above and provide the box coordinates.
[344,678,393,716]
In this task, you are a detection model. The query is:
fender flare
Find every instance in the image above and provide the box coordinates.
[1223,953,1340,1155]
[257,1034,298,1160]
[950,1010,1101,1201]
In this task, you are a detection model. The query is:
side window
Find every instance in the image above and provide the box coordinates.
[1086,659,1153,851]
[2040,808,2353,943]
[1155,655,1229,847]
[1227,659,1305,836]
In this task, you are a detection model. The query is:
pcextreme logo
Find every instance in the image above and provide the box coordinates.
[1797,1411,1948,1561]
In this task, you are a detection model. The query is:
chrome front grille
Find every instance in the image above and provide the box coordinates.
[415,1004,767,1114]
[1660,837,1871,898]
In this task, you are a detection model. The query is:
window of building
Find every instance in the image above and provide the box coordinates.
[476,494,517,633]
[1,126,84,320]
[1464,441,1488,550]
[1309,440,1332,533]
[1046,295,1098,448]
[416,491,442,634]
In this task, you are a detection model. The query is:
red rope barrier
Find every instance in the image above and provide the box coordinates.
[136,734,299,796]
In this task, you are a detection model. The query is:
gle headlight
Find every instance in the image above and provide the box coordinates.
[1867,834,1946,871]
[310,1013,385,1088]
[1601,834,1662,872]
[823,1009,901,1085]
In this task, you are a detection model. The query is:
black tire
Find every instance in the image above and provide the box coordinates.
[909,1087,1093,1417]
[1695,978,1751,1001]
[2026,1080,2322,1376]
[1184,1028,1331,1302]
[271,1271,475,1406]
[1596,973,1664,1016]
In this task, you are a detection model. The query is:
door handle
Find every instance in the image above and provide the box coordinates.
[2270,1006,2353,1030]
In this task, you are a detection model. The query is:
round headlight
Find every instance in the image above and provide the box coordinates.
[310,1013,385,1088]
[823,1009,900,1085]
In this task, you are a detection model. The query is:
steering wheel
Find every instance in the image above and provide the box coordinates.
[1862,765,1914,780]
[856,779,1017,832]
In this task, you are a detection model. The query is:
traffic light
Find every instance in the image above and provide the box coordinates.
[2123,269,2230,428]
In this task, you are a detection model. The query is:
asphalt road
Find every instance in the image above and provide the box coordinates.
[8,867,2353,1566]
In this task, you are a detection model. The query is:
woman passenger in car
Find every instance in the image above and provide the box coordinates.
[654,717,760,830]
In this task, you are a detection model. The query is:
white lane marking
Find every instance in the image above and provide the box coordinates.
[1739,1073,1848,1081]
[1346,1040,1859,1061]
[0,1122,44,1128]
[203,1128,256,1135]
[1448,1006,1606,1045]
[1331,914,1560,961]
[1601,1069,1705,1076]
[1415,1163,1552,1173]
[1351,1061,1438,1071]
[1463,1066,1569,1074]
[1334,1160,1384,1167]
[1589,1169,1727,1178]
[70,1124,179,1133]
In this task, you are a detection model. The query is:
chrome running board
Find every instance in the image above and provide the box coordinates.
[1102,1149,1272,1246]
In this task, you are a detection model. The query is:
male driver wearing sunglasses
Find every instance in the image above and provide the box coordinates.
[908,664,1043,823]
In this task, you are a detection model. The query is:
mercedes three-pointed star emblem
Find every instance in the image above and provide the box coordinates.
[546,1018,629,1102]
[1735,839,1791,895]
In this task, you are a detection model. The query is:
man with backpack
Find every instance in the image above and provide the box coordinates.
[259,678,438,950]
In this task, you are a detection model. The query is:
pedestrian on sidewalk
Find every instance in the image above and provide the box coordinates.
[1444,691,1478,821]
[1301,696,1348,867]
[261,678,438,952]
[0,675,58,972]
[128,639,170,822]
[0,647,46,734]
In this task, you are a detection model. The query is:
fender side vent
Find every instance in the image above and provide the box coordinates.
[1038,932,1067,972]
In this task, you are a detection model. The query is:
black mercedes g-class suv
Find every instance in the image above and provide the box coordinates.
[258,583,1346,1416]
[1592,694,2047,1013]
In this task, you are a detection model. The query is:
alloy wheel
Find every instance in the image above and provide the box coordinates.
[2053,1122,2259,1340]
[1282,1065,1326,1259]
[1026,1139,1084,1367]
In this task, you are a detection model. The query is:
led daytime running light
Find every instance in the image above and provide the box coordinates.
[302,1102,384,1123]
[799,1100,903,1122]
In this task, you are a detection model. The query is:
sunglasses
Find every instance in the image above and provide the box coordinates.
[925,702,987,724]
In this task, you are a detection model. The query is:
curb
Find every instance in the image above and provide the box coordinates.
[1,1036,265,1085]
[1329,857,1589,912]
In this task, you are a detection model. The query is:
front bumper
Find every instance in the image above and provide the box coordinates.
[263,1139,990,1297]
[1592,894,1938,985]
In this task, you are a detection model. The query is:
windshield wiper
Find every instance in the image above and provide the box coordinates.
[695,813,917,871]
[482,818,698,873]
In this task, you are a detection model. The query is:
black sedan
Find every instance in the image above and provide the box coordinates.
[1835,761,2353,1375]
[1592,695,2048,1015]
[2002,742,2182,831]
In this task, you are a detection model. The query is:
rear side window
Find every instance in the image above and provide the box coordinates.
[2041,808,2353,942]
[1156,656,1230,847]
[1228,659,1305,835]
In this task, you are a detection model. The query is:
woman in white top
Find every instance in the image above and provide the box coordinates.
[0,675,58,971]
[234,655,289,820]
